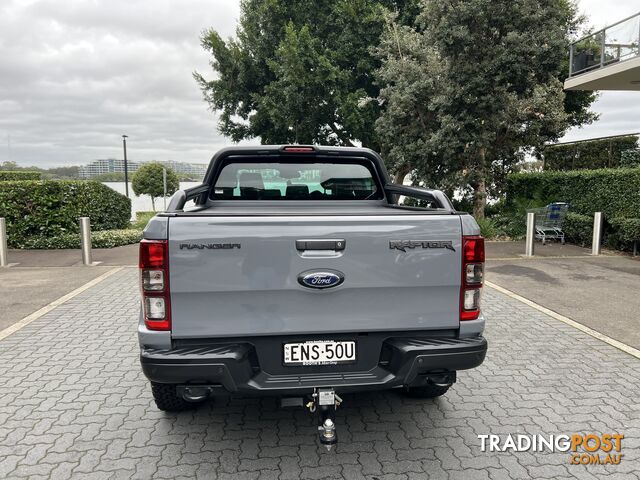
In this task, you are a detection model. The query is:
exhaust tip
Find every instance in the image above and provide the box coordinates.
[430,381,453,388]
[181,386,213,402]
[427,373,456,388]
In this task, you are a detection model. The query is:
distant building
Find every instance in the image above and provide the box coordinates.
[79,158,207,179]
[79,158,141,178]
[153,160,208,179]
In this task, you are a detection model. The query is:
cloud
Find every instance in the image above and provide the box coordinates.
[0,0,248,168]
[561,0,640,142]
[0,0,638,168]
[563,91,640,142]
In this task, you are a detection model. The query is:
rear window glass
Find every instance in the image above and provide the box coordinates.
[212,162,381,200]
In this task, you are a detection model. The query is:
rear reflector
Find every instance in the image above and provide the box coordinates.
[460,305,481,321]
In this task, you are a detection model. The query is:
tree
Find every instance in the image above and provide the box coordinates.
[374,15,446,184]
[47,166,80,179]
[131,163,179,211]
[376,0,597,217]
[0,161,81,179]
[194,0,418,149]
[0,161,20,170]
[91,172,126,182]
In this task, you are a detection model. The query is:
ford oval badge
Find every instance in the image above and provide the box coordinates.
[298,270,344,289]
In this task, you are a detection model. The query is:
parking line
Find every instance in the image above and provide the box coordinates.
[0,266,124,341]
[486,280,640,360]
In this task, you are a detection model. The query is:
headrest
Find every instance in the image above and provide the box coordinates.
[238,172,264,189]
[286,184,309,199]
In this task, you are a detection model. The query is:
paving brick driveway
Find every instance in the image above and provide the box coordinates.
[1,268,638,479]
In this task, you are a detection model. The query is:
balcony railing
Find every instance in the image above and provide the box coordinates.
[569,12,640,77]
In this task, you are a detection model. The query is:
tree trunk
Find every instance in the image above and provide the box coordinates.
[392,163,412,184]
[473,177,486,219]
[473,148,487,220]
[151,197,156,212]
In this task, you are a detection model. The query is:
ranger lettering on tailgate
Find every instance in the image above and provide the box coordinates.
[179,243,241,250]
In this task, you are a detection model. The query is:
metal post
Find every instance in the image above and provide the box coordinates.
[592,212,603,256]
[0,217,8,267]
[79,217,93,265]
[122,134,129,198]
[525,212,535,257]
[569,43,574,77]
[163,168,167,211]
[600,31,605,67]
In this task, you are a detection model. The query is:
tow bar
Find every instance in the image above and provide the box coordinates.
[306,388,342,451]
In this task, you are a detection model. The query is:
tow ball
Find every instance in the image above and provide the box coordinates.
[306,388,342,451]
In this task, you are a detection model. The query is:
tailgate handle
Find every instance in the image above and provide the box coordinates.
[296,239,345,251]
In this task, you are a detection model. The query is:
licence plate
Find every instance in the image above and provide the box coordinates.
[283,340,356,366]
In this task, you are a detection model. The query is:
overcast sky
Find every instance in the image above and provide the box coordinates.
[1,0,639,168]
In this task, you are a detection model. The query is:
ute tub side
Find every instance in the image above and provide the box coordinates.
[460,213,481,236]
[142,215,169,240]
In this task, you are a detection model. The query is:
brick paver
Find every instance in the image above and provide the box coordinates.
[1,268,638,479]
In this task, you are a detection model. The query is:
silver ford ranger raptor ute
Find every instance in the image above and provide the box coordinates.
[138,145,487,448]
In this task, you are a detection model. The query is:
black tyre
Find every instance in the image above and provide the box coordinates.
[402,384,450,399]
[150,382,197,412]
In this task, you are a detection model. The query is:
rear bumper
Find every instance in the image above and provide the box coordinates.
[140,334,487,395]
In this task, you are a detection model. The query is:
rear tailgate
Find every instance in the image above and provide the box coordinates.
[168,214,462,338]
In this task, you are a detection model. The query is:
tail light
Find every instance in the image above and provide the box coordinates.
[460,235,484,321]
[139,239,170,331]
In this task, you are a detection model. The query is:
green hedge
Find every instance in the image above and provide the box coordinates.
[620,149,640,168]
[131,211,156,230]
[506,168,640,219]
[542,136,638,170]
[563,212,593,246]
[0,171,41,181]
[608,217,640,251]
[0,180,131,247]
[610,218,640,243]
[502,168,640,249]
[541,212,640,250]
[19,229,142,249]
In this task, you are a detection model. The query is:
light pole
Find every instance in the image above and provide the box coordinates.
[162,168,167,211]
[122,134,129,198]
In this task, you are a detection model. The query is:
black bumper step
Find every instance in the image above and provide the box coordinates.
[141,335,487,395]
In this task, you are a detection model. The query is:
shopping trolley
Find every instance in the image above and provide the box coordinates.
[527,202,569,245]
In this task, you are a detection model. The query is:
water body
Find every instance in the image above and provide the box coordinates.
[103,181,200,215]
